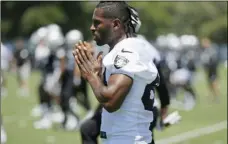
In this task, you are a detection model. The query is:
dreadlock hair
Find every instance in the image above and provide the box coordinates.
[96,1,141,37]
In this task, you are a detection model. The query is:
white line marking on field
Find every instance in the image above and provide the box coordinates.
[156,121,227,144]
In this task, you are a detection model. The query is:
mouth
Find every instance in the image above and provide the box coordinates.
[92,34,98,41]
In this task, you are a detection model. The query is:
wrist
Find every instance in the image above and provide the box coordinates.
[87,73,99,83]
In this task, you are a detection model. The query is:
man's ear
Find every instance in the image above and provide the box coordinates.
[112,19,121,31]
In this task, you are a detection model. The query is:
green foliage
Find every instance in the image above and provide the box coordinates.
[1,20,12,35]
[21,5,67,34]
[1,1,227,43]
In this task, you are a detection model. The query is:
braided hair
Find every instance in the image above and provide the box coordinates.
[96,1,141,37]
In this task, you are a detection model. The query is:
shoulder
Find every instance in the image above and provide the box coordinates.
[119,38,160,62]
[116,38,144,50]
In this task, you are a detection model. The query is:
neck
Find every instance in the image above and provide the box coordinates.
[108,34,127,50]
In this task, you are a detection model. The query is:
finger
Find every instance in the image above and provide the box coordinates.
[76,48,84,64]
[85,42,95,57]
[72,50,76,56]
[74,54,80,64]
[97,51,103,59]
[75,55,85,72]
[75,54,86,72]
[75,43,80,50]
[76,48,91,71]
[80,41,89,50]
[97,53,103,64]
[84,41,92,51]
[79,46,89,62]
[76,55,87,73]
[82,41,87,47]
[77,43,93,62]
[86,49,95,62]
[78,40,84,47]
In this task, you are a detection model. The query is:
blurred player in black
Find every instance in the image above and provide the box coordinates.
[13,38,31,96]
[201,37,220,101]
[33,24,67,129]
[33,38,58,129]
[65,30,92,114]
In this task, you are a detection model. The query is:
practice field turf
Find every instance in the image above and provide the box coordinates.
[2,65,227,144]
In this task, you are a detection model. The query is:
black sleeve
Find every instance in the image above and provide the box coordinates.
[155,61,170,108]
[92,105,103,119]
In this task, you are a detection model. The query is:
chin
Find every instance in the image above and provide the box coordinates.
[95,40,105,46]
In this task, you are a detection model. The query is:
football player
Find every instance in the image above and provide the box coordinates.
[73,2,159,144]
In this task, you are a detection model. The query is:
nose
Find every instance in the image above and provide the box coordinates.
[90,24,95,33]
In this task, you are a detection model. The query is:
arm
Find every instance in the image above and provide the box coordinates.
[56,48,66,79]
[73,41,133,113]
[87,73,133,113]
[155,61,170,120]
[60,56,66,74]
[11,51,18,70]
[73,63,83,86]
[74,63,81,78]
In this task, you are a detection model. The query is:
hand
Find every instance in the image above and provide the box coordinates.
[83,42,103,77]
[160,106,168,121]
[96,51,103,78]
[72,41,103,81]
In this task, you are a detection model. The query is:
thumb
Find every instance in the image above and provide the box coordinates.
[97,51,103,63]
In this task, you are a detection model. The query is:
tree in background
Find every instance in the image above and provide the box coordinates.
[1,1,227,43]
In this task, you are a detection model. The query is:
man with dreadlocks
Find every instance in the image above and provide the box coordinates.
[73,1,159,144]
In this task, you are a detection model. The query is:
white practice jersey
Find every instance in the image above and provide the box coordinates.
[138,38,161,65]
[137,38,161,108]
[101,37,159,143]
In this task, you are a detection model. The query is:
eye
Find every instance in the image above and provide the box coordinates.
[93,20,101,28]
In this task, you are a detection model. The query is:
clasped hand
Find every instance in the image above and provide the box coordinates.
[72,41,103,80]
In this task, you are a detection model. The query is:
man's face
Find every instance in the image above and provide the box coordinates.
[90,8,113,46]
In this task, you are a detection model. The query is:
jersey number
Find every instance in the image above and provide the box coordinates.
[141,83,155,111]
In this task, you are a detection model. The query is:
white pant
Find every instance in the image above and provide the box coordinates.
[101,135,151,144]
[18,62,31,80]
[170,68,191,85]
[43,69,62,96]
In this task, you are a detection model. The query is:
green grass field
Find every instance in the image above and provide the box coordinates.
[2,65,227,144]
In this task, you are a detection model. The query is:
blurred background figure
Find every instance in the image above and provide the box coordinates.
[12,38,31,97]
[1,43,10,144]
[32,24,71,130]
[1,117,7,144]
[29,24,93,131]
[155,34,198,111]
[1,42,12,97]
[65,30,94,124]
[200,37,220,102]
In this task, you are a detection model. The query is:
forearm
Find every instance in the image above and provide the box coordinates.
[74,64,81,78]
[160,106,168,120]
[156,62,170,108]
[60,61,65,74]
[58,58,65,81]
[88,75,110,103]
